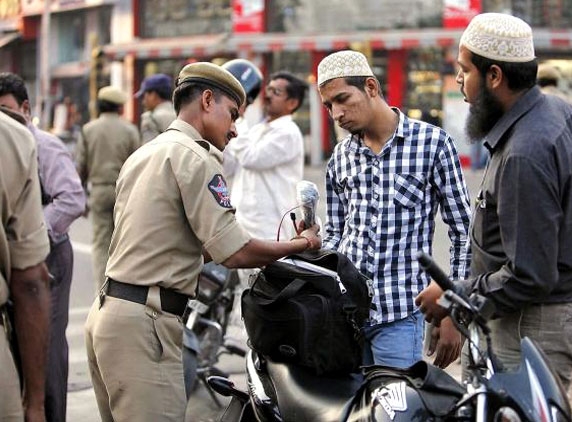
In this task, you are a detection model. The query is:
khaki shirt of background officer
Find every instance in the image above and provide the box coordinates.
[135,73,177,143]
[0,111,51,422]
[76,86,141,290]
[84,62,321,422]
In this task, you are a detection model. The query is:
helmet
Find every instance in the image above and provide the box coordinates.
[222,59,263,106]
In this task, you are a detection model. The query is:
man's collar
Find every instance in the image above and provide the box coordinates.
[168,119,224,161]
[484,86,542,150]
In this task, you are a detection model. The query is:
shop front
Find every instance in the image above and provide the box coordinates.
[105,21,572,164]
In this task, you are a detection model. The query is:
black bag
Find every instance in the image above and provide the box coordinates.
[242,250,373,375]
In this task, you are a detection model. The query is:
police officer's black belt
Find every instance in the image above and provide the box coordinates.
[106,279,188,317]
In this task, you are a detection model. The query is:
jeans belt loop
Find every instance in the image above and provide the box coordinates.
[145,285,162,319]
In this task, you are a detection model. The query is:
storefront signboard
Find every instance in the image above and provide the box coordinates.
[232,0,264,33]
[443,0,481,29]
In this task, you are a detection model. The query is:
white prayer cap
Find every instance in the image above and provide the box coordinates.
[460,13,535,63]
[317,50,374,86]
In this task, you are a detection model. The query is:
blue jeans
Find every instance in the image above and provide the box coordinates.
[362,310,424,368]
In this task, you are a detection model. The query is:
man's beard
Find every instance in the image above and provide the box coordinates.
[465,82,504,144]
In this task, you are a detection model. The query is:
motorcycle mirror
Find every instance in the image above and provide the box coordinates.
[207,376,249,402]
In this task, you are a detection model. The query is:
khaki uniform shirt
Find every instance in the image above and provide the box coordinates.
[0,112,50,306]
[140,101,176,143]
[77,112,141,186]
[106,119,251,296]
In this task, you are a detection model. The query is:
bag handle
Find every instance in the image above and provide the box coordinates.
[249,278,308,306]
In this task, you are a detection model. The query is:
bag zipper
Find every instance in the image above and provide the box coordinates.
[279,258,347,294]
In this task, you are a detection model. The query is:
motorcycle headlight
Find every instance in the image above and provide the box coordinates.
[493,407,522,422]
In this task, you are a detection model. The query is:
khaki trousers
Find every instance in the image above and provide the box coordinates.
[89,185,115,291]
[0,332,23,422]
[84,288,186,422]
[462,302,572,400]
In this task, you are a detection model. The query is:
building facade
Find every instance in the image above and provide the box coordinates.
[1,0,571,163]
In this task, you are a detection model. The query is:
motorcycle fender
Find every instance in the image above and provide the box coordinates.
[183,326,200,354]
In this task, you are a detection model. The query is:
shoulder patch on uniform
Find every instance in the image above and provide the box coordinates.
[208,174,232,209]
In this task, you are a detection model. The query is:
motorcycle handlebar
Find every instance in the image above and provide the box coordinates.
[416,252,465,298]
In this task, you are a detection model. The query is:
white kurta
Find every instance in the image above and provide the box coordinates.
[226,114,304,241]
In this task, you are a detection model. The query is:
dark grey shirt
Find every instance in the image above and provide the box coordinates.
[468,86,572,315]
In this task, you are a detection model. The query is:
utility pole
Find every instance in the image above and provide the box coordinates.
[38,0,51,130]
[89,33,101,120]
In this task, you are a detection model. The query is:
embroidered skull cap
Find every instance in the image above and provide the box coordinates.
[460,13,535,63]
[317,50,375,86]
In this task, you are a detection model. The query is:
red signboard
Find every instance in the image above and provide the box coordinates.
[232,0,264,34]
[443,0,481,29]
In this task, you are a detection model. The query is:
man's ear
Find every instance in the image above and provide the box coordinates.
[364,77,379,98]
[201,89,215,111]
[22,99,31,117]
[285,97,299,114]
[487,65,503,89]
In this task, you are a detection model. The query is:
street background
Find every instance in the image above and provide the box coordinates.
[65,163,484,421]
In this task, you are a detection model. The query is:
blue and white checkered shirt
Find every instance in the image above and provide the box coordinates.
[323,109,471,325]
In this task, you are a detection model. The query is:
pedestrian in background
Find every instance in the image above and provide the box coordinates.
[84,62,320,422]
[221,58,264,188]
[317,50,472,369]
[0,72,86,422]
[224,69,307,349]
[537,62,571,102]
[0,110,51,422]
[226,70,307,241]
[135,73,177,143]
[416,13,572,392]
[76,86,140,290]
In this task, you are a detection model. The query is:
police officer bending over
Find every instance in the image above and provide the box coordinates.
[84,62,321,422]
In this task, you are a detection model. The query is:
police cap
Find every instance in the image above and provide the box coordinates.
[98,86,127,105]
[176,62,246,107]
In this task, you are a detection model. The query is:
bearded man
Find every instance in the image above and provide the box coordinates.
[416,13,572,392]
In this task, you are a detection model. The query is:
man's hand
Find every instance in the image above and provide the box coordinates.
[12,263,50,422]
[299,224,321,250]
[415,281,448,325]
[427,317,462,368]
[24,405,46,422]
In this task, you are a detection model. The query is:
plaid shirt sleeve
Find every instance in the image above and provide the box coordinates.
[432,134,472,280]
[323,146,346,251]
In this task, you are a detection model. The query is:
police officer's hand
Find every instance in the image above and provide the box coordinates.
[299,224,321,250]
[415,281,448,325]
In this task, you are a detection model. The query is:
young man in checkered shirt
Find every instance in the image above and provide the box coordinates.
[317,50,471,369]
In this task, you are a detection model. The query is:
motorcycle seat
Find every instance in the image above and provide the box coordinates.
[266,359,363,422]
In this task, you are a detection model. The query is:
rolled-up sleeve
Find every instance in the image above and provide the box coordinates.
[7,131,50,269]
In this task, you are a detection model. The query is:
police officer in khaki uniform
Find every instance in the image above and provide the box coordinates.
[135,74,177,143]
[537,63,571,103]
[84,62,321,422]
[76,87,141,289]
[0,110,51,422]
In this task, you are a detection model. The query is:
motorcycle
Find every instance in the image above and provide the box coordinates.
[183,261,247,406]
[207,252,572,421]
